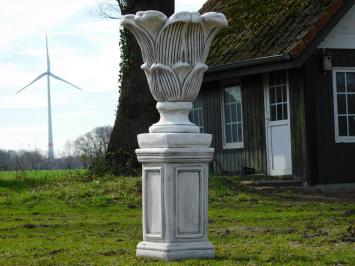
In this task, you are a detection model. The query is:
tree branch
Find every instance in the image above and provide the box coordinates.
[96,0,122,19]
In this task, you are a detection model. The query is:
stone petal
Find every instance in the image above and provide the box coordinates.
[185,22,205,65]
[155,12,202,66]
[135,11,167,40]
[121,14,155,66]
[181,63,208,101]
[201,12,228,62]
[167,11,202,25]
[141,64,161,101]
[172,62,192,84]
[150,64,181,101]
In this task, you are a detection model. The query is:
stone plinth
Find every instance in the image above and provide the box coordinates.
[121,10,227,260]
[135,133,214,260]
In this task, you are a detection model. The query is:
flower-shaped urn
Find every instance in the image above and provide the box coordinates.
[121,10,227,133]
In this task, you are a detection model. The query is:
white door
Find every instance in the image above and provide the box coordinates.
[264,71,292,176]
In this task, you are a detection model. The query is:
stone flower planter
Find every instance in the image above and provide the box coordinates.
[122,11,227,133]
[121,10,227,260]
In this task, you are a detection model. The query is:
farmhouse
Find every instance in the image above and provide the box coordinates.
[192,0,355,184]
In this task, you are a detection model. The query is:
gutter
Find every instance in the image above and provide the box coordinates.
[206,53,292,74]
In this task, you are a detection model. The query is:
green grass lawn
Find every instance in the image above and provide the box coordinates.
[0,170,354,265]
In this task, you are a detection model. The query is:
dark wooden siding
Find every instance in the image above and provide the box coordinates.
[303,49,355,184]
[200,74,267,174]
[288,69,309,180]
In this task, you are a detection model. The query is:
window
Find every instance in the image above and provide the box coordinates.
[190,96,204,132]
[333,68,355,142]
[221,86,243,149]
[269,70,288,121]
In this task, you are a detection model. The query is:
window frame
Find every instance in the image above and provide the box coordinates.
[267,70,290,123]
[221,85,244,149]
[332,67,355,143]
[190,96,204,133]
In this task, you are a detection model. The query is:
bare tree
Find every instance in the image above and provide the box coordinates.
[96,0,121,19]
[0,149,11,171]
[74,126,113,162]
[0,148,85,171]
[62,140,76,169]
[9,150,46,171]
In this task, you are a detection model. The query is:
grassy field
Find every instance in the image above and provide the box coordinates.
[0,170,354,265]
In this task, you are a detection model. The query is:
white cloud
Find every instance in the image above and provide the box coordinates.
[0,94,47,109]
[0,125,47,151]
[18,49,45,57]
[52,20,119,36]
[0,0,96,51]
[0,62,37,88]
[0,125,46,134]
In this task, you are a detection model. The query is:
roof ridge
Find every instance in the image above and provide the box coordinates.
[289,0,343,57]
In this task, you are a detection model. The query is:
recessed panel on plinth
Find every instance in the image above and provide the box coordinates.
[176,168,203,239]
[144,168,164,239]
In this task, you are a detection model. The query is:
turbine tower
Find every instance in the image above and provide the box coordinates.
[17,35,82,161]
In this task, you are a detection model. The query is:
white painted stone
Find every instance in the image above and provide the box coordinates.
[145,170,162,236]
[121,10,228,134]
[120,10,227,260]
[136,145,214,260]
[121,11,228,103]
[149,102,199,133]
[137,132,212,148]
[176,170,201,235]
[136,241,215,260]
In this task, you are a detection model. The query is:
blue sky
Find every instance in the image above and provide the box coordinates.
[0,0,206,155]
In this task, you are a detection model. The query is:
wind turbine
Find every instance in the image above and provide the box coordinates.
[17,35,82,161]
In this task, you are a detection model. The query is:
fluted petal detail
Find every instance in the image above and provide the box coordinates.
[201,12,228,62]
[172,62,192,84]
[182,63,208,101]
[141,64,162,101]
[121,14,155,66]
[155,12,203,66]
[155,24,185,66]
[150,64,180,101]
[185,23,205,65]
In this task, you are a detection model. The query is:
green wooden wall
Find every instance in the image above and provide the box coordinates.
[200,74,267,174]
[200,70,309,180]
[288,69,308,180]
[303,49,355,184]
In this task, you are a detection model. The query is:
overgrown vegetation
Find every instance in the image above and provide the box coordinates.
[0,170,354,265]
[105,0,174,176]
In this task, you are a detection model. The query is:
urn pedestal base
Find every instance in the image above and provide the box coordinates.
[135,133,214,261]
[136,240,215,260]
[149,102,199,133]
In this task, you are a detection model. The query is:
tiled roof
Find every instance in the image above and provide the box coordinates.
[200,0,344,66]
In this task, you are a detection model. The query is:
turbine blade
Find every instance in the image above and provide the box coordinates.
[16,72,47,94]
[46,34,50,71]
[49,73,83,90]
